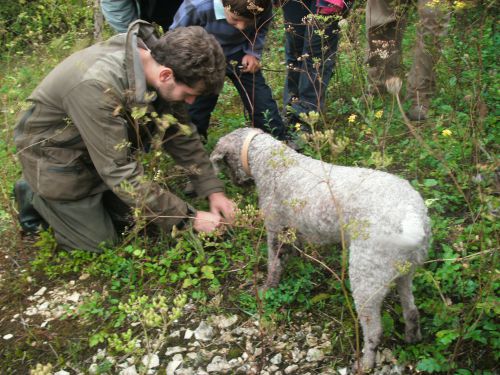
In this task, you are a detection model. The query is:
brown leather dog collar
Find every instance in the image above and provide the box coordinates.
[241,128,263,177]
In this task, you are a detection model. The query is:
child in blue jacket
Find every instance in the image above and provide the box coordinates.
[171,0,286,140]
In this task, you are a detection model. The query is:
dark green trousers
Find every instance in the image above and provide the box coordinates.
[33,191,130,252]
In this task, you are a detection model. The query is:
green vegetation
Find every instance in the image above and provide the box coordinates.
[0,0,498,373]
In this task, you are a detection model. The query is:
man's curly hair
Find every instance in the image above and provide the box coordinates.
[222,0,271,20]
[151,26,226,95]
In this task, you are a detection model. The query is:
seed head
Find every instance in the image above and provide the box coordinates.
[385,76,402,96]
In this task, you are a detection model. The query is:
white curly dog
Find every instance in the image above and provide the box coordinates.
[211,128,431,371]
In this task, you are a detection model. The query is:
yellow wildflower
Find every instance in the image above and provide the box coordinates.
[454,0,466,10]
[375,110,383,119]
[442,129,453,137]
[426,0,441,8]
[348,114,357,123]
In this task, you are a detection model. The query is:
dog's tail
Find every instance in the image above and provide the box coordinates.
[398,210,430,263]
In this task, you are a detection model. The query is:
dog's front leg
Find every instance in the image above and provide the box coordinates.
[264,230,291,289]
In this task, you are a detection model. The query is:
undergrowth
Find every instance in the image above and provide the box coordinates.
[0,0,498,373]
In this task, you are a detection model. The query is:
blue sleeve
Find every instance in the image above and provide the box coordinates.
[101,0,139,33]
[170,1,205,29]
[243,6,273,58]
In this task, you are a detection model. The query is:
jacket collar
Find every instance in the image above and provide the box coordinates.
[214,0,226,20]
[125,20,158,105]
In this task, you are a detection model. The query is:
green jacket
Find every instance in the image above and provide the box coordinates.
[14,21,224,230]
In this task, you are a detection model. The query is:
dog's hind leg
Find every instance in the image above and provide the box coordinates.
[396,272,422,343]
[349,244,393,372]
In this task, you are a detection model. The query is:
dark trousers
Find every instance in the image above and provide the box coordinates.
[189,50,286,140]
[15,178,131,252]
[282,0,340,123]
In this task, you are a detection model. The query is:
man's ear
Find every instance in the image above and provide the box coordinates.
[159,67,174,83]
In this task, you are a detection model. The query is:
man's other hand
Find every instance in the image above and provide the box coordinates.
[208,192,236,224]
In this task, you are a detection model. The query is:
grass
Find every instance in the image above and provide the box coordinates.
[0,1,498,373]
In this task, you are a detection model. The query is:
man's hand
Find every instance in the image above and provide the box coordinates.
[193,211,222,233]
[241,54,261,73]
[208,192,236,224]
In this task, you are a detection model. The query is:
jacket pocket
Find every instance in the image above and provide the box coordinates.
[36,148,101,201]
[14,104,35,140]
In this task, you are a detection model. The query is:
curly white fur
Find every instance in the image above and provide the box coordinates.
[211,128,431,371]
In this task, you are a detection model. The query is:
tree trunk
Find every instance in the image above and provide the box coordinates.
[94,0,104,42]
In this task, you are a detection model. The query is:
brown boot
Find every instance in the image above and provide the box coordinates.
[406,94,430,121]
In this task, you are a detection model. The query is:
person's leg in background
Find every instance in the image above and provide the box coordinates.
[366,0,408,94]
[406,0,450,121]
[188,95,219,140]
[226,52,287,140]
[283,0,340,131]
[282,0,308,115]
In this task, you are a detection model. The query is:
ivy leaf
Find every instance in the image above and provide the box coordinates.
[436,329,459,345]
[424,179,438,187]
[201,265,215,280]
[417,358,443,372]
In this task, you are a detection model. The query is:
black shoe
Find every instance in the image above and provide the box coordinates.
[13,179,47,234]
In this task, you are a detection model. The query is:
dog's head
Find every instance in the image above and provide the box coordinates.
[210,128,257,186]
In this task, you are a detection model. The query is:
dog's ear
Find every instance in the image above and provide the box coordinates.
[210,145,227,175]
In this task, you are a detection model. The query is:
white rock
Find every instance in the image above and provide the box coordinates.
[142,353,160,369]
[119,366,138,375]
[38,301,50,311]
[88,363,99,375]
[54,371,71,375]
[291,348,304,363]
[337,368,348,375]
[170,330,181,338]
[3,334,13,340]
[166,354,183,375]
[67,292,81,303]
[207,356,231,373]
[305,333,318,347]
[34,286,47,296]
[166,346,186,356]
[175,368,195,375]
[117,362,130,369]
[220,332,235,344]
[306,347,324,362]
[269,365,279,372]
[284,365,299,374]
[233,327,259,337]
[52,306,66,319]
[79,273,90,280]
[186,352,198,360]
[194,321,214,342]
[184,329,194,340]
[211,315,238,329]
[106,356,116,365]
[228,358,240,367]
[270,353,282,365]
